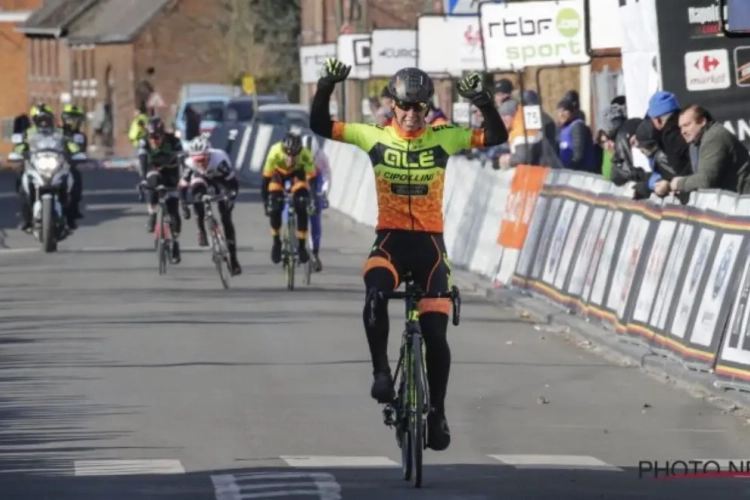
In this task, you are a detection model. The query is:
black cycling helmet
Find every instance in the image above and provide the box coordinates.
[33,110,55,131]
[387,68,434,106]
[146,116,165,137]
[282,132,302,156]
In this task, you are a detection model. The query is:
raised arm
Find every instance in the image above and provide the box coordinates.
[456,73,508,147]
[310,58,351,139]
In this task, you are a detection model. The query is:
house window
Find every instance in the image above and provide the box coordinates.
[1,117,14,142]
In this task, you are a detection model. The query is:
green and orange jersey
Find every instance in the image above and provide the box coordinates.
[331,120,484,233]
[262,141,316,180]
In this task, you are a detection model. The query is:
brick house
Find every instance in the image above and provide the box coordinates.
[0,0,42,157]
[17,0,238,157]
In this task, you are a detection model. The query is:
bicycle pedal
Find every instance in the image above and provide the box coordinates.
[382,404,396,426]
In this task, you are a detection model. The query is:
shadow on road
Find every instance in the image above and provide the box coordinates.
[0,337,144,476]
[0,462,742,499]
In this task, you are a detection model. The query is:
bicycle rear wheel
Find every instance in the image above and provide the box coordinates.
[209,217,231,289]
[411,333,425,488]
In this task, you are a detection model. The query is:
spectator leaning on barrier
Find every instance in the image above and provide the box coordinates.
[603,104,645,185]
[669,104,750,194]
[646,91,692,176]
[496,100,540,169]
[521,89,557,152]
[632,119,680,200]
[556,96,596,172]
[375,87,394,126]
[426,102,448,126]
[493,79,513,108]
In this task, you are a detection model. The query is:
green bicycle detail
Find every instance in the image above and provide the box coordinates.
[370,276,461,488]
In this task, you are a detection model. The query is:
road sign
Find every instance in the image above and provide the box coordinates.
[242,75,256,95]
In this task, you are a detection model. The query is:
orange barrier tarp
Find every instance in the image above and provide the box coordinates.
[497,165,550,249]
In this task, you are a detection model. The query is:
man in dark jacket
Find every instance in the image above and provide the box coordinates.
[670,105,750,194]
[603,103,644,185]
[556,97,596,172]
[632,119,682,200]
[646,91,692,176]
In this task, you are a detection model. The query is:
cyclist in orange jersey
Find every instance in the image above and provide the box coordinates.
[310,58,507,452]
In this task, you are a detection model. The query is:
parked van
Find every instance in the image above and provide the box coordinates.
[173,83,241,144]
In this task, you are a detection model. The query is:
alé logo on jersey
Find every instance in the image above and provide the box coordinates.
[382,148,436,168]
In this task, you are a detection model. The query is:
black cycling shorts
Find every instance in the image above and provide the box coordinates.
[363,229,452,315]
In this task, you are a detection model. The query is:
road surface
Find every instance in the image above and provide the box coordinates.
[0,170,749,499]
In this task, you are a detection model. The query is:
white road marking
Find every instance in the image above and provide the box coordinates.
[280,455,399,468]
[488,454,623,471]
[212,472,341,500]
[74,459,186,476]
[0,247,38,254]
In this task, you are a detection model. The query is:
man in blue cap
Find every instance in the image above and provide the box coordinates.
[646,91,692,179]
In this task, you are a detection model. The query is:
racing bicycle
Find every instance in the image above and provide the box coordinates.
[199,192,235,289]
[369,277,461,488]
[279,183,315,290]
[138,183,178,276]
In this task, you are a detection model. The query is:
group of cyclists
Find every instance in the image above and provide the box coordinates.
[11,59,506,454]
[10,102,331,278]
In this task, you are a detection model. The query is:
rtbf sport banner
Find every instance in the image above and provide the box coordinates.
[656,0,750,146]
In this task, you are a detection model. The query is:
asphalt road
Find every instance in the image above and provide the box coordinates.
[1,169,750,499]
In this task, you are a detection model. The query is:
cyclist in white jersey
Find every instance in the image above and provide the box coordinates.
[178,135,242,275]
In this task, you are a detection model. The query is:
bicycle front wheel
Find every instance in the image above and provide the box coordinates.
[210,218,231,289]
[157,209,167,276]
[411,333,425,488]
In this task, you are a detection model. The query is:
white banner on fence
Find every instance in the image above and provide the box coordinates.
[337,34,371,80]
[417,15,485,76]
[479,0,591,71]
[299,44,337,84]
[370,29,417,77]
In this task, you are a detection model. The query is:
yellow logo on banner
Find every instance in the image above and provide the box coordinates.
[242,75,256,95]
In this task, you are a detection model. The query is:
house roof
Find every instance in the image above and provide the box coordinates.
[65,0,171,45]
[17,0,97,36]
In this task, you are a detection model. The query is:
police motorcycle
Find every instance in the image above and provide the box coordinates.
[8,131,86,252]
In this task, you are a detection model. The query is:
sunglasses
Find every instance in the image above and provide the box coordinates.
[394,100,428,112]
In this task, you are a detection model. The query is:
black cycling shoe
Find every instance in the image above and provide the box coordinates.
[298,240,310,264]
[313,250,323,272]
[371,371,395,404]
[271,238,282,264]
[230,258,242,276]
[146,213,156,233]
[171,240,181,264]
[18,220,31,232]
[66,217,77,230]
[198,230,208,247]
[427,410,451,451]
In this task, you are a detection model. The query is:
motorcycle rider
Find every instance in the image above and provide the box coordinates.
[129,107,148,148]
[61,104,86,220]
[138,116,185,264]
[178,135,242,275]
[14,104,81,230]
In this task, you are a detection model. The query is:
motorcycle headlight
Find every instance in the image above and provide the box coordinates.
[34,154,62,177]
